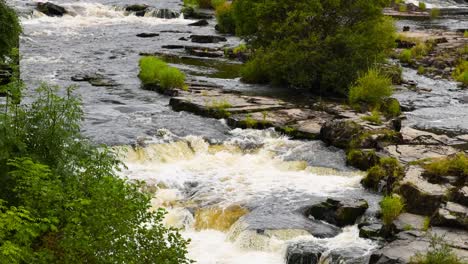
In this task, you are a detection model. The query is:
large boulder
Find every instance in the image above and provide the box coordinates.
[398,166,449,215]
[36,2,67,17]
[359,223,385,240]
[432,202,468,229]
[305,198,368,227]
[320,120,363,149]
[286,242,325,264]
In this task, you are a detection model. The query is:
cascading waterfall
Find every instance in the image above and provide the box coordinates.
[118,129,379,263]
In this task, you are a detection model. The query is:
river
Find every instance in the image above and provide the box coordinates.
[9,0,468,263]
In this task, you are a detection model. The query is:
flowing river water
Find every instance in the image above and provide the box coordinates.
[9,0,468,263]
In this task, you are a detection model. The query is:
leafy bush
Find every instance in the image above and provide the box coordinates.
[240,52,269,84]
[138,56,186,90]
[380,195,404,226]
[381,98,401,117]
[215,2,235,34]
[349,68,393,109]
[233,0,396,95]
[0,0,21,61]
[411,42,432,58]
[452,60,468,86]
[400,49,413,63]
[410,235,464,264]
[0,83,191,263]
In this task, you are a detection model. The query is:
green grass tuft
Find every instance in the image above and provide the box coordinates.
[380,195,404,226]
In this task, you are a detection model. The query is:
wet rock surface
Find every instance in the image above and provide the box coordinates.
[305,198,369,227]
[286,242,325,264]
[36,2,67,17]
[71,73,119,87]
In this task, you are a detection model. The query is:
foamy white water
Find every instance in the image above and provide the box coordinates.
[120,129,377,263]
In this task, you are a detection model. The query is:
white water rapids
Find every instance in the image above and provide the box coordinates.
[119,128,378,263]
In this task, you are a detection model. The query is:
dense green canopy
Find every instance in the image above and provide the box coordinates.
[233,0,396,95]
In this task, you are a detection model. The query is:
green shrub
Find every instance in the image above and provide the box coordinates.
[380,195,404,226]
[381,98,401,117]
[410,235,463,264]
[240,53,269,84]
[233,44,247,55]
[418,65,426,74]
[362,110,383,125]
[378,63,402,84]
[430,8,440,18]
[349,68,393,109]
[243,114,257,128]
[0,83,191,263]
[362,157,404,192]
[424,153,468,185]
[452,60,468,86]
[216,2,236,34]
[138,56,168,85]
[159,67,186,90]
[399,49,413,63]
[0,0,21,61]
[411,42,432,58]
[138,56,186,90]
[207,99,232,118]
[234,0,396,95]
[418,2,426,10]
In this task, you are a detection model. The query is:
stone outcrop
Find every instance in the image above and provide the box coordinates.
[320,120,363,149]
[398,166,449,215]
[71,73,118,87]
[393,213,427,232]
[432,202,468,229]
[305,198,369,227]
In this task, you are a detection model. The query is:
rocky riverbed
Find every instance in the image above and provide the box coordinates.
[7,0,468,263]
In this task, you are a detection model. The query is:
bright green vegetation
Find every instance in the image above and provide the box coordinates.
[349,68,393,109]
[207,99,232,118]
[418,2,426,10]
[232,0,396,96]
[464,31,468,38]
[424,153,468,184]
[215,2,235,34]
[381,98,401,118]
[430,8,440,18]
[380,195,404,226]
[411,42,433,58]
[233,44,247,55]
[0,82,191,263]
[361,110,383,125]
[243,114,257,128]
[423,216,431,231]
[400,49,413,63]
[0,0,21,61]
[410,235,464,264]
[452,60,468,86]
[362,157,405,193]
[418,65,426,74]
[138,56,186,90]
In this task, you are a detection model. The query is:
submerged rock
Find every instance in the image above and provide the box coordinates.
[136,33,159,38]
[71,73,118,87]
[305,198,369,227]
[190,35,227,44]
[36,2,67,17]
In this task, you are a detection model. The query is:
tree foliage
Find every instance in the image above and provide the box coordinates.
[0,83,191,263]
[0,0,21,61]
[232,0,396,95]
